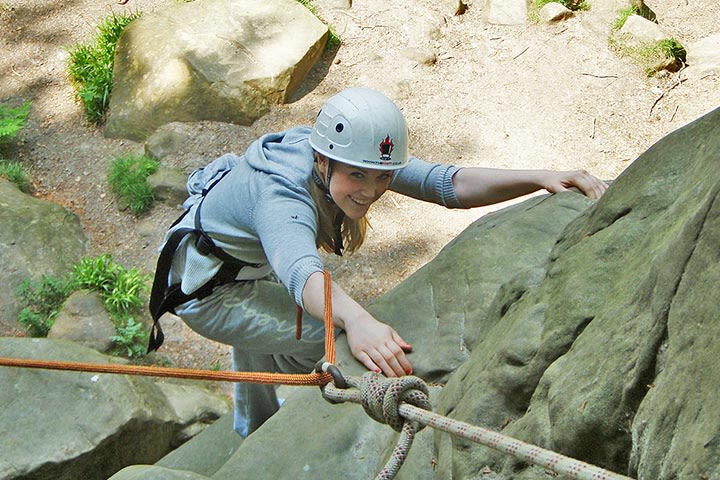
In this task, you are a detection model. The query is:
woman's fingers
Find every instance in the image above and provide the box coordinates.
[370,342,413,377]
[345,318,414,377]
[354,342,413,377]
[392,330,413,352]
[550,170,608,200]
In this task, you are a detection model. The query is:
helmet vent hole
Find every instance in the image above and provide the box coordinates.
[329,144,334,150]
[335,123,344,133]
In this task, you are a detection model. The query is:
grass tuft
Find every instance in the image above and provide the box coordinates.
[17,253,150,357]
[0,160,31,192]
[107,154,159,216]
[67,11,142,124]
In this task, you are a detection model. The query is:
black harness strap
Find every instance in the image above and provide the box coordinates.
[147,169,258,353]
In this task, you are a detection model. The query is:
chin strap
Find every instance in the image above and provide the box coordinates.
[311,168,334,203]
[333,211,345,256]
[312,164,345,256]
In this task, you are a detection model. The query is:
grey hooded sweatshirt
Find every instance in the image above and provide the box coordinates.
[167,126,462,307]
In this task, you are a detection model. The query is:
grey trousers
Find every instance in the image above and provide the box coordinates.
[175,278,330,437]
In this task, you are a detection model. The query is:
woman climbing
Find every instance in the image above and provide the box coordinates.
[149,87,607,437]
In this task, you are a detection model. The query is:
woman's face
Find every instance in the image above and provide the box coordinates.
[318,156,394,220]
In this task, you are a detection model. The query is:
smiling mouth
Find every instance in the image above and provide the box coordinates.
[350,196,371,206]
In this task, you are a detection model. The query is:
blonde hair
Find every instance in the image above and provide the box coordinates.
[309,166,368,255]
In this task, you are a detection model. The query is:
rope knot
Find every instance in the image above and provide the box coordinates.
[353,372,432,432]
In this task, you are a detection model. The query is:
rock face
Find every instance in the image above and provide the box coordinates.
[110,106,719,479]
[435,104,720,479]
[105,0,328,141]
[0,338,229,480]
[0,179,88,329]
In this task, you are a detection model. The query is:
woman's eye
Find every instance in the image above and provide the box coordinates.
[351,172,364,179]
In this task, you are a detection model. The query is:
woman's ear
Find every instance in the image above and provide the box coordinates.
[315,153,329,179]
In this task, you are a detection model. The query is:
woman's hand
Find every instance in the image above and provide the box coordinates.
[344,315,413,377]
[541,170,608,200]
[302,271,413,377]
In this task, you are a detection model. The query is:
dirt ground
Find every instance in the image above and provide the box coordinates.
[1,0,719,388]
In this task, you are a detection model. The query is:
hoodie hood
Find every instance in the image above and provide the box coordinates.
[244,126,315,190]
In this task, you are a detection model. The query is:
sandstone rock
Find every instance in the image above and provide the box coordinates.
[0,179,88,330]
[0,338,229,480]
[105,0,328,141]
[444,0,468,16]
[106,465,211,480]
[436,104,720,479]
[47,290,116,352]
[539,2,574,23]
[148,166,189,208]
[686,32,720,78]
[619,14,669,45]
[401,46,437,65]
[155,413,241,477]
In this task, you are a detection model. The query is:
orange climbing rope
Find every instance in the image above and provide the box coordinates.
[0,270,336,386]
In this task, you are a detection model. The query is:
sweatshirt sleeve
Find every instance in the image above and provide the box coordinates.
[251,183,324,307]
[390,156,464,208]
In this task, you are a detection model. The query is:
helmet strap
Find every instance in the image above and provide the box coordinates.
[312,156,344,256]
[333,210,345,256]
[312,156,335,204]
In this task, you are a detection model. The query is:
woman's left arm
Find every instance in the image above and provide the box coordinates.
[452,167,608,208]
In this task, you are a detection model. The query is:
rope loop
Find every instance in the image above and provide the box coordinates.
[350,372,432,432]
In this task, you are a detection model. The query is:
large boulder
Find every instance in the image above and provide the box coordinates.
[435,105,720,478]
[0,179,88,329]
[0,338,229,480]
[105,0,328,141]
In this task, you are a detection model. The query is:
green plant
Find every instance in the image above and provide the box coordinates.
[16,254,150,356]
[72,253,149,315]
[73,253,120,291]
[72,254,150,357]
[0,100,31,144]
[67,11,142,124]
[658,38,687,63]
[110,317,148,358]
[104,268,148,315]
[107,154,159,215]
[0,159,30,192]
[16,275,73,337]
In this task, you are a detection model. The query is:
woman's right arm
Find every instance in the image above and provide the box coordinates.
[302,271,413,377]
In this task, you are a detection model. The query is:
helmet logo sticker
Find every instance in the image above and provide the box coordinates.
[379,135,394,163]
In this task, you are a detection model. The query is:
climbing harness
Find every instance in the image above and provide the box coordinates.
[0,269,635,480]
[147,168,262,352]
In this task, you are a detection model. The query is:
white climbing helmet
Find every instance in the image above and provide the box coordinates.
[309,88,409,170]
